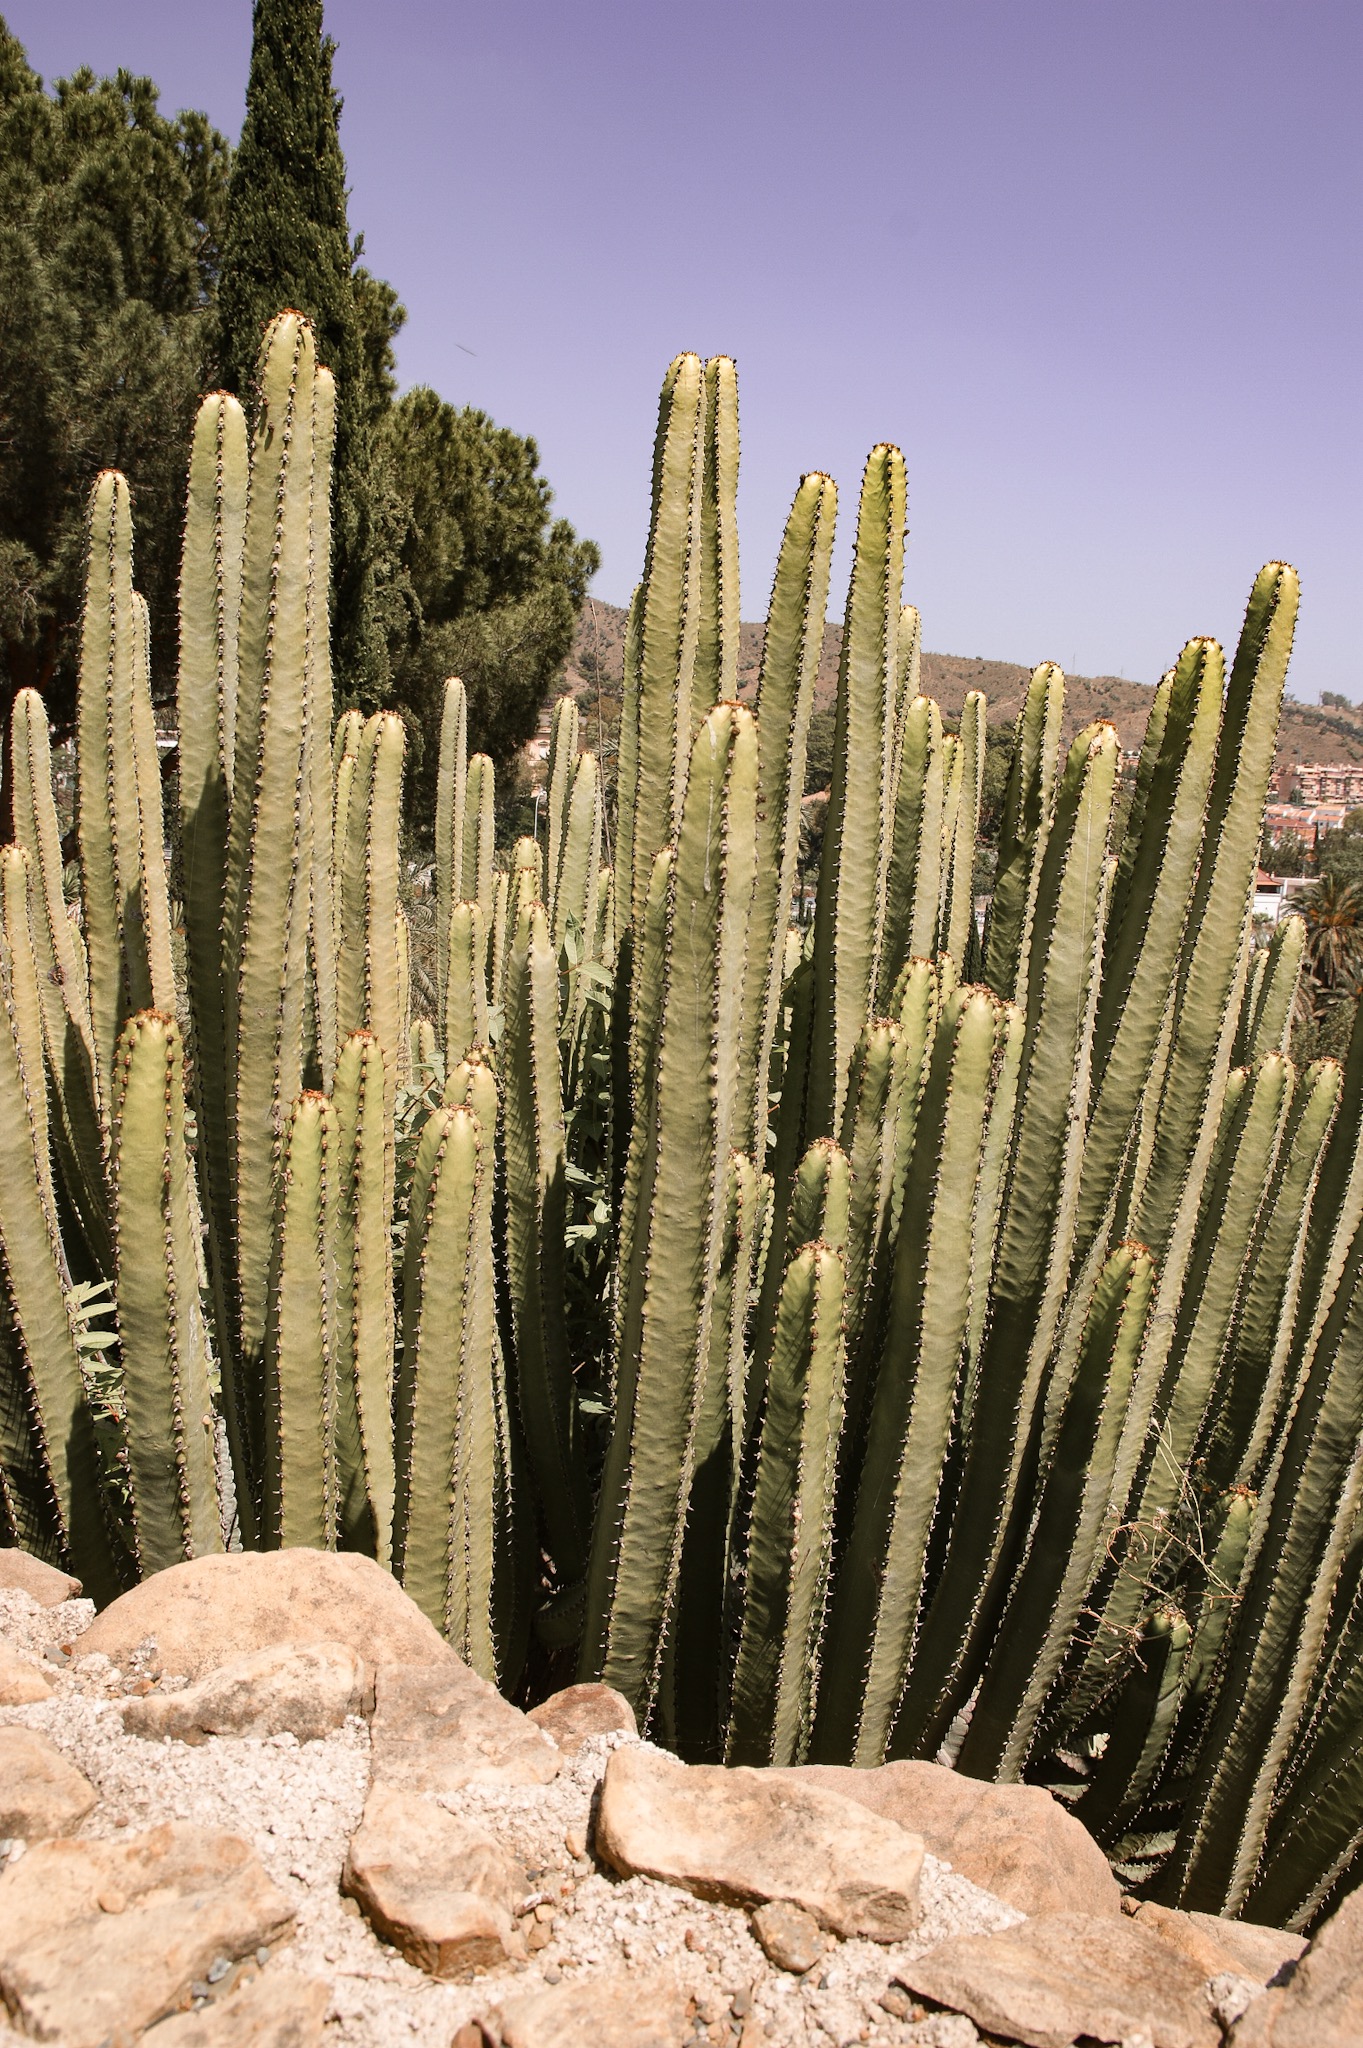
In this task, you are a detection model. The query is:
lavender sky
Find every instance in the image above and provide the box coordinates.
[11,1,1361,695]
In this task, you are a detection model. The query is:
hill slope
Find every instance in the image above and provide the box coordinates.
[566,599,1362,775]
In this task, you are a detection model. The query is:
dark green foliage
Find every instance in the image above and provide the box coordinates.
[212,0,409,709]
[0,26,229,736]
[384,388,600,819]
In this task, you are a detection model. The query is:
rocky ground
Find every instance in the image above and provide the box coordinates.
[0,1547,1355,2048]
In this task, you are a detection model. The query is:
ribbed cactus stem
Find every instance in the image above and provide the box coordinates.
[503,899,589,1580]
[443,900,490,1068]
[111,1010,222,1573]
[806,444,905,1141]
[222,313,319,1462]
[262,1089,338,1550]
[435,676,469,1009]
[331,1031,396,1563]
[692,356,740,723]
[394,1101,498,1674]
[582,701,759,1714]
[463,753,496,921]
[728,1241,847,1765]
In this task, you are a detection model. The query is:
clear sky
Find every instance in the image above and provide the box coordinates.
[9,1,1361,696]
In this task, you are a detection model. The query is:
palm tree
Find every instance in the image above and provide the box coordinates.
[1299,874,1363,993]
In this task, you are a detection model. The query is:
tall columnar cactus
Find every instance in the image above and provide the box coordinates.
[3,329,1358,1928]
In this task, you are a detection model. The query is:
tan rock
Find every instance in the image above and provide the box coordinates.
[750,1899,830,1973]
[80,1547,450,1679]
[0,1821,295,2048]
[596,1745,924,1941]
[0,1641,52,1704]
[0,1724,98,1837]
[0,1547,81,1605]
[141,1968,329,2046]
[1129,1900,1305,1984]
[342,1782,523,1979]
[528,1682,638,1754]
[493,1970,692,2047]
[369,1659,560,1794]
[897,1909,1221,2048]
[1229,1885,1363,2047]
[777,1759,1121,1920]
[124,1640,370,1744]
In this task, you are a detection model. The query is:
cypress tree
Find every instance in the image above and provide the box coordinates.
[213,0,396,704]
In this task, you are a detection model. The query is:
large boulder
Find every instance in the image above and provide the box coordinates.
[80,1549,449,1679]
[492,1970,693,2048]
[136,1969,329,2047]
[123,1641,370,1744]
[897,1908,1222,2048]
[0,1822,295,2048]
[0,1641,52,1704]
[777,1759,1121,1920]
[528,1681,637,1754]
[1231,1885,1363,2047]
[596,1745,924,1941]
[1129,1899,1305,1984]
[0,1725,98,1838]
[369,1659,560,1793]
[0,1547,81,1606]
[343,1782,523,1978]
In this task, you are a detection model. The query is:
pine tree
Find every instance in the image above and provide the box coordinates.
[213,0,403,705]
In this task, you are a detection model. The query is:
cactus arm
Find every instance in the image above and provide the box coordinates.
[956,1242,1157,1780]
[262,1089,338,1550]
[1242,914,1305,1064]
[1206,1058,1341,1490]
[837,1022,900,1364]
[222,314,318,1438]
[628,356,706,928]
[11,693,106,1260]
[939,691,985,966]
[111,1012,222,1572]
[1164,1203,1363,1911]
[1,850,56,1224]
[582,703,759,1714]
[1075,639,1222,1251]
[613,586,643,931]
[0,903,118,1598]
[336,712,406,1073]
[434,676,469,1009]
[806,445,905,1141]
[393,1102,497,1674]
[503,899,590,1580]
[984,663,1065,997]
[331,1031,396,1563]
[816,986,1004,1765]
[554,752,603,959]
[728,1241,847,1765]
[1077,1606,1191,1843]
[443,900,490,1068]
[1133,568,1299,1259]
[691,356,741,723]
[890,725,1118,1758]
[176,393,248,1326]
[462,753,496,922]
[877,696,944,1007]
[128,593,177,1017]
[76,470,136,1121]
[737,473,837,1157]
[544,693,580,923]
[305,365,338,1091]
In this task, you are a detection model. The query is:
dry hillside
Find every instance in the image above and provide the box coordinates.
[566,598,1356,779]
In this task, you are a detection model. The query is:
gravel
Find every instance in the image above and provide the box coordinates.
[0,1588,1021,2047]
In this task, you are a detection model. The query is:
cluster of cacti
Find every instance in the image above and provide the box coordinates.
[1,322,1360,1931]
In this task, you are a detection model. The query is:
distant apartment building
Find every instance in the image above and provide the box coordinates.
[1270,761,1363,804]
[1263,801,1350,846]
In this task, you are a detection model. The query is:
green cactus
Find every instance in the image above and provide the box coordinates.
[111,1010,222,1573]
